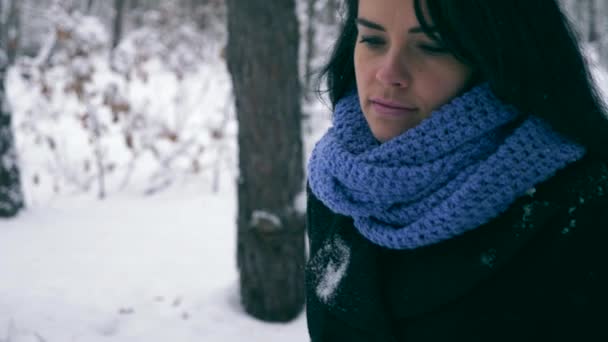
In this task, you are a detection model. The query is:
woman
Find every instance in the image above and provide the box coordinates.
[306,0,608,341]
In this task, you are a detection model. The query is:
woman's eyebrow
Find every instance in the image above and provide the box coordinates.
[356,17,434,34]
[356,18,385,31]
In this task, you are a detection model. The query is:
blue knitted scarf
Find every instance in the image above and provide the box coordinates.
[307,84,586,250]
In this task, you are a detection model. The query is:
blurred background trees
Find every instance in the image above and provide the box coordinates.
[561,0,608,81]
[0,0,24,217]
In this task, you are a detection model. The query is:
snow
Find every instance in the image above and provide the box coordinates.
[0,180,308,341]
[480,248,498,268]
[315,237,350,303]
[293,190,307,215]
[586,46,608,107]
[250,210,282,230]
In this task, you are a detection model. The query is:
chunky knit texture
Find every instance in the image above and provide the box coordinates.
[307,84,586,250]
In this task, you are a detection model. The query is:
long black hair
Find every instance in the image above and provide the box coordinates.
[318,0,608,157]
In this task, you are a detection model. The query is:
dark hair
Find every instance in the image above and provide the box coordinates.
[318,0,608,157]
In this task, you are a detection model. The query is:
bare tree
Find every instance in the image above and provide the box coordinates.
[86,0,96,13]
[2,0,19,63]
[225,0,306,322]
[561,0,608,67]
[112,0,126,48]
[0,0,24,217]
[599,0,608,67]
[303,0,318,99]
[587,0,599,43]
[324,0,340,25]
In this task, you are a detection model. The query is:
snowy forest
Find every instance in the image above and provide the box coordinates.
[0,0,607,341]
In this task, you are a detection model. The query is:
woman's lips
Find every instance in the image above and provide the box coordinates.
[370,98,417,117]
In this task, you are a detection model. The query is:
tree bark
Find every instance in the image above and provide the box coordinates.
[112,0,126,49]
[5,0,19,64]
[129,0,139,10]
[225,0,306,322]
[304,0,317,99]
[588,0,599,43]
[599,0,608,67]
[87,0,96,13]
[324,0,339,25]
[0,1,24,217]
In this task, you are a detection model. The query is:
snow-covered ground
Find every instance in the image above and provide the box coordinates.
[0,178,308,341]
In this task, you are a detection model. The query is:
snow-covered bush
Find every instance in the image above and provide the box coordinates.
[8,3,235,203]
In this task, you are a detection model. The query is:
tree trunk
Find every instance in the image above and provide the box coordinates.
[599,0,608,67]
[87,0,96,13]
[225,0,306,322]
[559,1,591,42]
[5,0,19,64]
[588,0,599,43]
[129,0,139,10]
[0,1,24,217]
[304,0,317,99]
[112,0,126,49]
[324,0,339,25]
[560,0,608,67]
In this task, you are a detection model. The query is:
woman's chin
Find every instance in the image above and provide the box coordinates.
[366,116,421,143]
[371,129,403,143]
[369,122,418,142]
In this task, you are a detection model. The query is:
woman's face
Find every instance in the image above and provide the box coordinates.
[354,0,474,142]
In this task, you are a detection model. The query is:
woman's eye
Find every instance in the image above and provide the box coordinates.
[417,44,448,55]
[359,36,385,48]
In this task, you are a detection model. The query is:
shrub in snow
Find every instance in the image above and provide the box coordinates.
[8,4,235,202]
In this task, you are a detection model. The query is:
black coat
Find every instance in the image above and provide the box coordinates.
[305,156,608,342]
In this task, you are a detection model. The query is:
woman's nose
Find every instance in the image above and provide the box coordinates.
[375,53,410,88]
